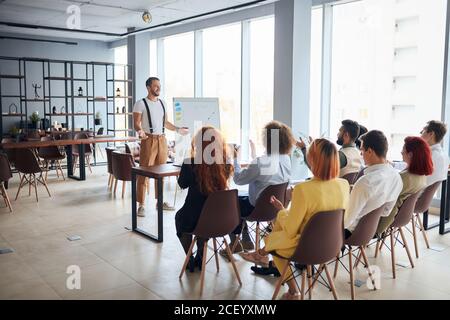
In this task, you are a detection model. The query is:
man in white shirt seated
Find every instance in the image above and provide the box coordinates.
[420,120,449,186]
[344,130,403,236]
[336,119,364,178]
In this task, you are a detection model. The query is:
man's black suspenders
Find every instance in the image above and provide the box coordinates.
[142,98,166,134]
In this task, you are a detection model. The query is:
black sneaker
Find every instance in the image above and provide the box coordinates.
[250,261,281,277]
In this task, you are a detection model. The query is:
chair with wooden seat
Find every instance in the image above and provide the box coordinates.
[333,204,387,299]
[232,182,288,253]
[14,148,51,202]
[271,209,344,300]
[410,181,442,258]
[38,136,65,181]
[374,192,421,278]
[179,189,242,296]
[72,133,93,174]
[0,152,13,212]
[111,151,135,198]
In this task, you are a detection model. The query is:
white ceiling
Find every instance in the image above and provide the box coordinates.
[0,0,272,41]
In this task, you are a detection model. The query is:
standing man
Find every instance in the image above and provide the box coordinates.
[133,77,189,217]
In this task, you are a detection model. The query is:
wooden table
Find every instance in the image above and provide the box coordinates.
[131,164,181,242]
[423,170,450,235]
[1,136,139,181]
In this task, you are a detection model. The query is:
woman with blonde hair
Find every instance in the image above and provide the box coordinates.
[242,138,349,299]
[175,126,234,272]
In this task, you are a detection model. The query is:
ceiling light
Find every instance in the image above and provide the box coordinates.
[142,11,152,23]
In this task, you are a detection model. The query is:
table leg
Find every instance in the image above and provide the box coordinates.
[66,145,73,177]
[68,144,86,181]
[440,178,450,235]
[157,177,163,242]
[132,173,164,243]
[132,171,137,231]
[78,144,86,181]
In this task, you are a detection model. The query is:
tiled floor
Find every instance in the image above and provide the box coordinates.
[1,165,450,300]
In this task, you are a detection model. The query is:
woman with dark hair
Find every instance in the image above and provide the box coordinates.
[175,126,234,272]
[242,139,349,299]
[376,136,433,233]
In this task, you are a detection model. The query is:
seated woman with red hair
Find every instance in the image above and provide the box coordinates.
[376,136,434,234]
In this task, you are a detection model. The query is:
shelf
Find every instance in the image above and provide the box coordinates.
[21,99,50,102]
[107,129,134,132]
[73,96,94,99]
[45,113,94,116]
[107,113,133,115]
[44,77,93,81]
[107,79,132,82]
[0,75,24,79]
[107,96,133,99]
[44,77,71,80]
[1,113,25,117]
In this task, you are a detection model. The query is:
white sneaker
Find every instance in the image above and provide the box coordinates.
[137,206,146,217]
[156,202,175,211]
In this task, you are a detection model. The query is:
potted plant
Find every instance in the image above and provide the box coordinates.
[95,112,102,125]
[9,126,21,141]
[29,112,40,129]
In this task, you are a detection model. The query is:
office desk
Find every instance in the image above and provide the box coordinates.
[423,170,450,235]
[131,164,181,242]
[1,136,138,181]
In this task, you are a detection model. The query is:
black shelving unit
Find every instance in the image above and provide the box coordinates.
[106,63,134,139]
[0,56,133,141]
[0,57,26,137]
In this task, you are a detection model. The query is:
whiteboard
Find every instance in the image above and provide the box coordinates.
[173,97,220,135]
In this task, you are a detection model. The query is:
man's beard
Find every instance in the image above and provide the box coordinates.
[151,90,159,97]
[336,136,344,146]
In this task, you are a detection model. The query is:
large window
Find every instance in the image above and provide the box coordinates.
[249,16,274,155]
[203,23,242,144]
[162,32,194,140]
[309,7,323,138]
[330,0,447,159]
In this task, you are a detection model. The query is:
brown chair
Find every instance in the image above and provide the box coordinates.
[111,151,135,198]
[374,192,421,278]
[72,133,93,174]
[38,136,66,181]
[333,204,387,300]
[271,209,344,300]
[105,147,116,190]
[411,181,441,258]
[0,153,13,212]
[14,148,51,202]
[232,182,288,253]
[179,189,242,296]
[125,142,140,164]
